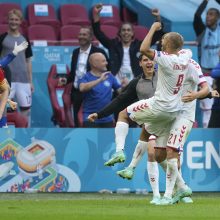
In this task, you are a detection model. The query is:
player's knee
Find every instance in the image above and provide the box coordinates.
[118,109,128,121]
[148,151,155,161]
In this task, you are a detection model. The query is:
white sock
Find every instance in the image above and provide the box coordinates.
[164,158,178,199]
[160,160,187,194]
[147,161,160,197]
[128,140,147,168]
[20,108,31,127]
[175,168,187,190]
[115,121,129,152]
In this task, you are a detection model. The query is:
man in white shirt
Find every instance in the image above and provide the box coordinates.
[154,58,210,205]
[116,57,212,205]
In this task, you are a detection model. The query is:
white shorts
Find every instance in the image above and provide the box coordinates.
[9,82,32,108]
[127,98,178,136]
[200,98,214,110]
[156,117,193,152]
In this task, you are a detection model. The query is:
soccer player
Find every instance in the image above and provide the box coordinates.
[104,57,211,205]
[118,58,211,205]
[103,21,191,159]
[0,41,28,127]
[106,22,192,205]
[88,54,159,202]
[154,58,215,204]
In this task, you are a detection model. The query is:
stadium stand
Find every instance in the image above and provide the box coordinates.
[0,2,21,23]
[27,3,60,38]
[60,24,99,46]
[60,4,90,26]
[100,24,118,39]
[27,24,58,45]
[2,0,216,127]
[98,4,121,27]
[133,25,149,41]
[60,25,81,46]
[0,24,8,34]
[0,3,28,33]
[122,7,137,24]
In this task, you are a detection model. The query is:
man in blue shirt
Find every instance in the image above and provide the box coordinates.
[78,52,121,127]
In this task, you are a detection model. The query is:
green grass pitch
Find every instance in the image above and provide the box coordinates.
[0,193,219,220]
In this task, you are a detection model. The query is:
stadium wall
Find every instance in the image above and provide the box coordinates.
[0,128,219,192]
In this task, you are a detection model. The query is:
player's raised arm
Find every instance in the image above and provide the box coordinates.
[140,22,162,60]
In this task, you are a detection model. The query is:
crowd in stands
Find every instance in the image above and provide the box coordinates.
[0,3,149,46]
[0,0,219,128]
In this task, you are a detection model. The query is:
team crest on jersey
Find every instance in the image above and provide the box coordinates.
[104,80,110,87]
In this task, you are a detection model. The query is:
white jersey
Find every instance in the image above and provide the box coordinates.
[180,59,207,121]
[152,49,192,112]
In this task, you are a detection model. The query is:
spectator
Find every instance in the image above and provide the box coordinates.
[193,0,220,127]
[92,4,164,88]
[78,52,121,127]
[208,62,220,127]
[0,9,33,127]
[59,26,109,127]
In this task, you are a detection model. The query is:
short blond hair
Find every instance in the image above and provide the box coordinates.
[167,32,184,50]
[8,9,23,21]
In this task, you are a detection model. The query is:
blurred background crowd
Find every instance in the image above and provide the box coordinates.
[0,0,219,128]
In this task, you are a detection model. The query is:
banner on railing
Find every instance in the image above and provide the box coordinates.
[0,128,219,192]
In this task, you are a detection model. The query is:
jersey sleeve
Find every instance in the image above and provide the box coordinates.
[0,53,16,67]
[190,60,206,86]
